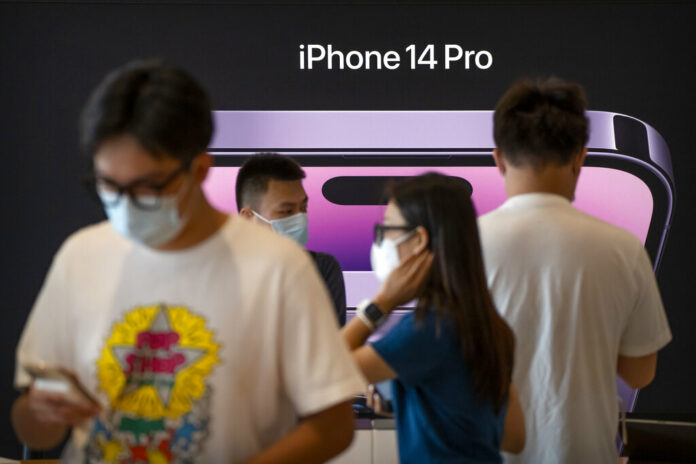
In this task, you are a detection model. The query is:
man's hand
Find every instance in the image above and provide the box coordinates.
[26,385,101,426]
[374,249,434,312]
[12,386,101,450]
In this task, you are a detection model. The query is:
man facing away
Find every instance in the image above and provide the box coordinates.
[236,153,347,325]
[478,77,672,464]
[11,60,365,463]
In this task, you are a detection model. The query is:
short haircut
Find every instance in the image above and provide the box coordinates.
[235,153,306,211]
[493,77,589,169]
[79,59,213,165]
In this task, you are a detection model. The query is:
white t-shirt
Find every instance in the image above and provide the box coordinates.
[15,218,366,463]
[478,193,671,464]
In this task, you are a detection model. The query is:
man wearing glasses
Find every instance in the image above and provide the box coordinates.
[11,60,365,463]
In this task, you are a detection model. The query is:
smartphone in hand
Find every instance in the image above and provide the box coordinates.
[24,363,100,407]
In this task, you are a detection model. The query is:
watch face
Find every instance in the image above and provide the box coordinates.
[365,303,384,322]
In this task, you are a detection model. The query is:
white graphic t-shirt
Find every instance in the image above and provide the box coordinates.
[479,193,672,464]
[15,218,366,463]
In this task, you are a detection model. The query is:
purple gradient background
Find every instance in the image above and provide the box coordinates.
[204,165,653,309]
[204,165,653,265]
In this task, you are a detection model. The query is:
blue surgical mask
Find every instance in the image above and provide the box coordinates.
[99,188,184,248]
[253,211,309,247]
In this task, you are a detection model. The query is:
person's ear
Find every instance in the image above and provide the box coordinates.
[239,207,254,220]
[571,148,587,177]
[412,226,430,255]
[191,152,212,183]
[492,149,507,175]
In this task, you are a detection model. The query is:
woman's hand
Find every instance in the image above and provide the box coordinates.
[374,249,434,313]
[366,384,395,418]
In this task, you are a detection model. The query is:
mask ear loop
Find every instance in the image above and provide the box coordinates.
[171,166,198,225]
[393,229,416,246]
[251,210,272,224]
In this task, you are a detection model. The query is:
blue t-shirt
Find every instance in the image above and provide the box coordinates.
[372,310,507,464]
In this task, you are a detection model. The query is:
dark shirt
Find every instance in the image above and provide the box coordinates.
[308,251,346,326]
[372,311,507,464]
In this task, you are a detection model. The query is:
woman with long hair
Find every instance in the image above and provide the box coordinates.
[342,173,525,463]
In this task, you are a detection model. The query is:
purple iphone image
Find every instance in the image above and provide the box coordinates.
[202,111,674,417]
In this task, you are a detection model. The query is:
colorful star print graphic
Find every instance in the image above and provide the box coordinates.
[90,304,219,462]
[110,308,206,408]
[97,304,219,419]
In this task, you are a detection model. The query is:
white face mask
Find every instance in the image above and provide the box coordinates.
[99,188,185,248]
[370,231,414,282]
[253,211,309,247]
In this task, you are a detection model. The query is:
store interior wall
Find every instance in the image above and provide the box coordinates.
[1,1,694,457]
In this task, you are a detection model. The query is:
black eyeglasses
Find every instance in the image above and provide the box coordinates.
[83,163,190,211]
[374,223,415,245]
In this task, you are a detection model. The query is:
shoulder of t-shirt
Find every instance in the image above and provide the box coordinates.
[477,208,508,231]
[55,220,127,261]
[477,209,498,224]
[480,203,644,251]
[372,309,457,356]
[393,309,452,338]
[569,207,645,251]
[224,216,314,271]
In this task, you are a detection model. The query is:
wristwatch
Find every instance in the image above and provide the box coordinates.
[356,299,388,332]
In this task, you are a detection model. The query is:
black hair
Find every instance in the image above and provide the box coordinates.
[389,173,515,413]
[494,76,589,170]
[235,153,306,211]
[79,59,213,165]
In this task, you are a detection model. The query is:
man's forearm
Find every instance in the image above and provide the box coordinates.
[617,353,657,389]
[11,394,68,450]
[243,401,354,464]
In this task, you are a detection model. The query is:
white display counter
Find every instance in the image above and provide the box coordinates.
[329,419,398,464]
